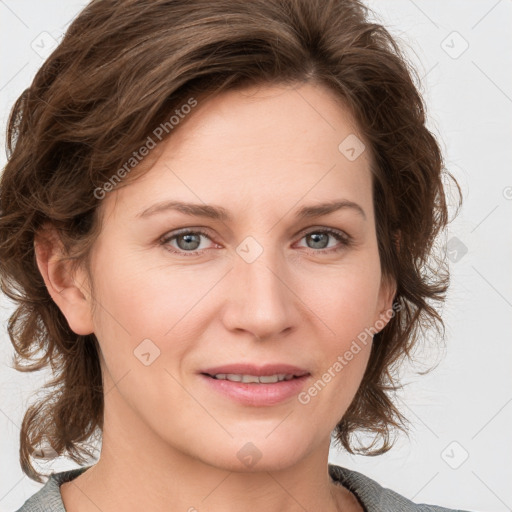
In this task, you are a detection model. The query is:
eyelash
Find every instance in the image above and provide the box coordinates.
[159,227,353,257]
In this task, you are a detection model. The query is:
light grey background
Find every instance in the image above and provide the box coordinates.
[1,1,511,511]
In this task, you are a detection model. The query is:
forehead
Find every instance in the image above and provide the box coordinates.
[100,82,374,224]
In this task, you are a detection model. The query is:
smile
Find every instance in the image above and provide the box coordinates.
[209,373,297,383]
[200,373,311,406]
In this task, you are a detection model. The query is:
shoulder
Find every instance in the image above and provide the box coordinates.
[328,463,475,512]
[14,463,474,512]
[13,467,90,512]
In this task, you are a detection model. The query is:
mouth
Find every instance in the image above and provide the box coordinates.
[199,363,310,379]
[198,364,311,406]
[201,373,306,384]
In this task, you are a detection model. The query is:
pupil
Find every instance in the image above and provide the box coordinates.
[308,233,328,249]
[179,234,200,250]
[176,232,329,251]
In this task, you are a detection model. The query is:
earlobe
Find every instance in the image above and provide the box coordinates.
[374,273,398,332]
[33,224,94,336]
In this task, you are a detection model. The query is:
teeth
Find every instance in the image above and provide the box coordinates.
[212,373,296,383]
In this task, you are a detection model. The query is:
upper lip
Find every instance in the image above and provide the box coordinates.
[200,363,310,377]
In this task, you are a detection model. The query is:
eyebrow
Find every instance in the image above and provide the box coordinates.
[136,199,367,222]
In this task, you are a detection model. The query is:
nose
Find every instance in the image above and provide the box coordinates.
[220,243,300,341]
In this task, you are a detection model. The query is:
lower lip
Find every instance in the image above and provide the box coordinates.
[199,374,310,406]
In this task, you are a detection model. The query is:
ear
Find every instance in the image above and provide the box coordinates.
[33,223,94,335]
[373,272,398,333]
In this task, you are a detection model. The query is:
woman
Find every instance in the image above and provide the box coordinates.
[0,0,467,510]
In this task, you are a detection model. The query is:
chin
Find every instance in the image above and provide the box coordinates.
[200,432,313,473]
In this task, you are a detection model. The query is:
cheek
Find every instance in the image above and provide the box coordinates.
[300,294,375,423]
[89,251,217,399]
[91,253,191,338]
[309,261,382,341]
[87,257,173,385]
[297,261,380,413]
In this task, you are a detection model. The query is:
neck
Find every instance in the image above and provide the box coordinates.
[61,390,354,512]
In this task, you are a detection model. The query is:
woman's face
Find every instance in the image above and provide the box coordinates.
[72,82,395,471]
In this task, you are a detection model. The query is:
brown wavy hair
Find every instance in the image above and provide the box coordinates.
[0,0,461,482]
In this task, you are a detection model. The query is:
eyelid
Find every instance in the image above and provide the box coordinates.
[159,225,353,256]
[159,227,215,250]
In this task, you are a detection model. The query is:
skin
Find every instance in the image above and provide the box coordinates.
[35,81,396,512]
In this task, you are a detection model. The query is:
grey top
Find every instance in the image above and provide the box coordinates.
[14,463,474,512]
